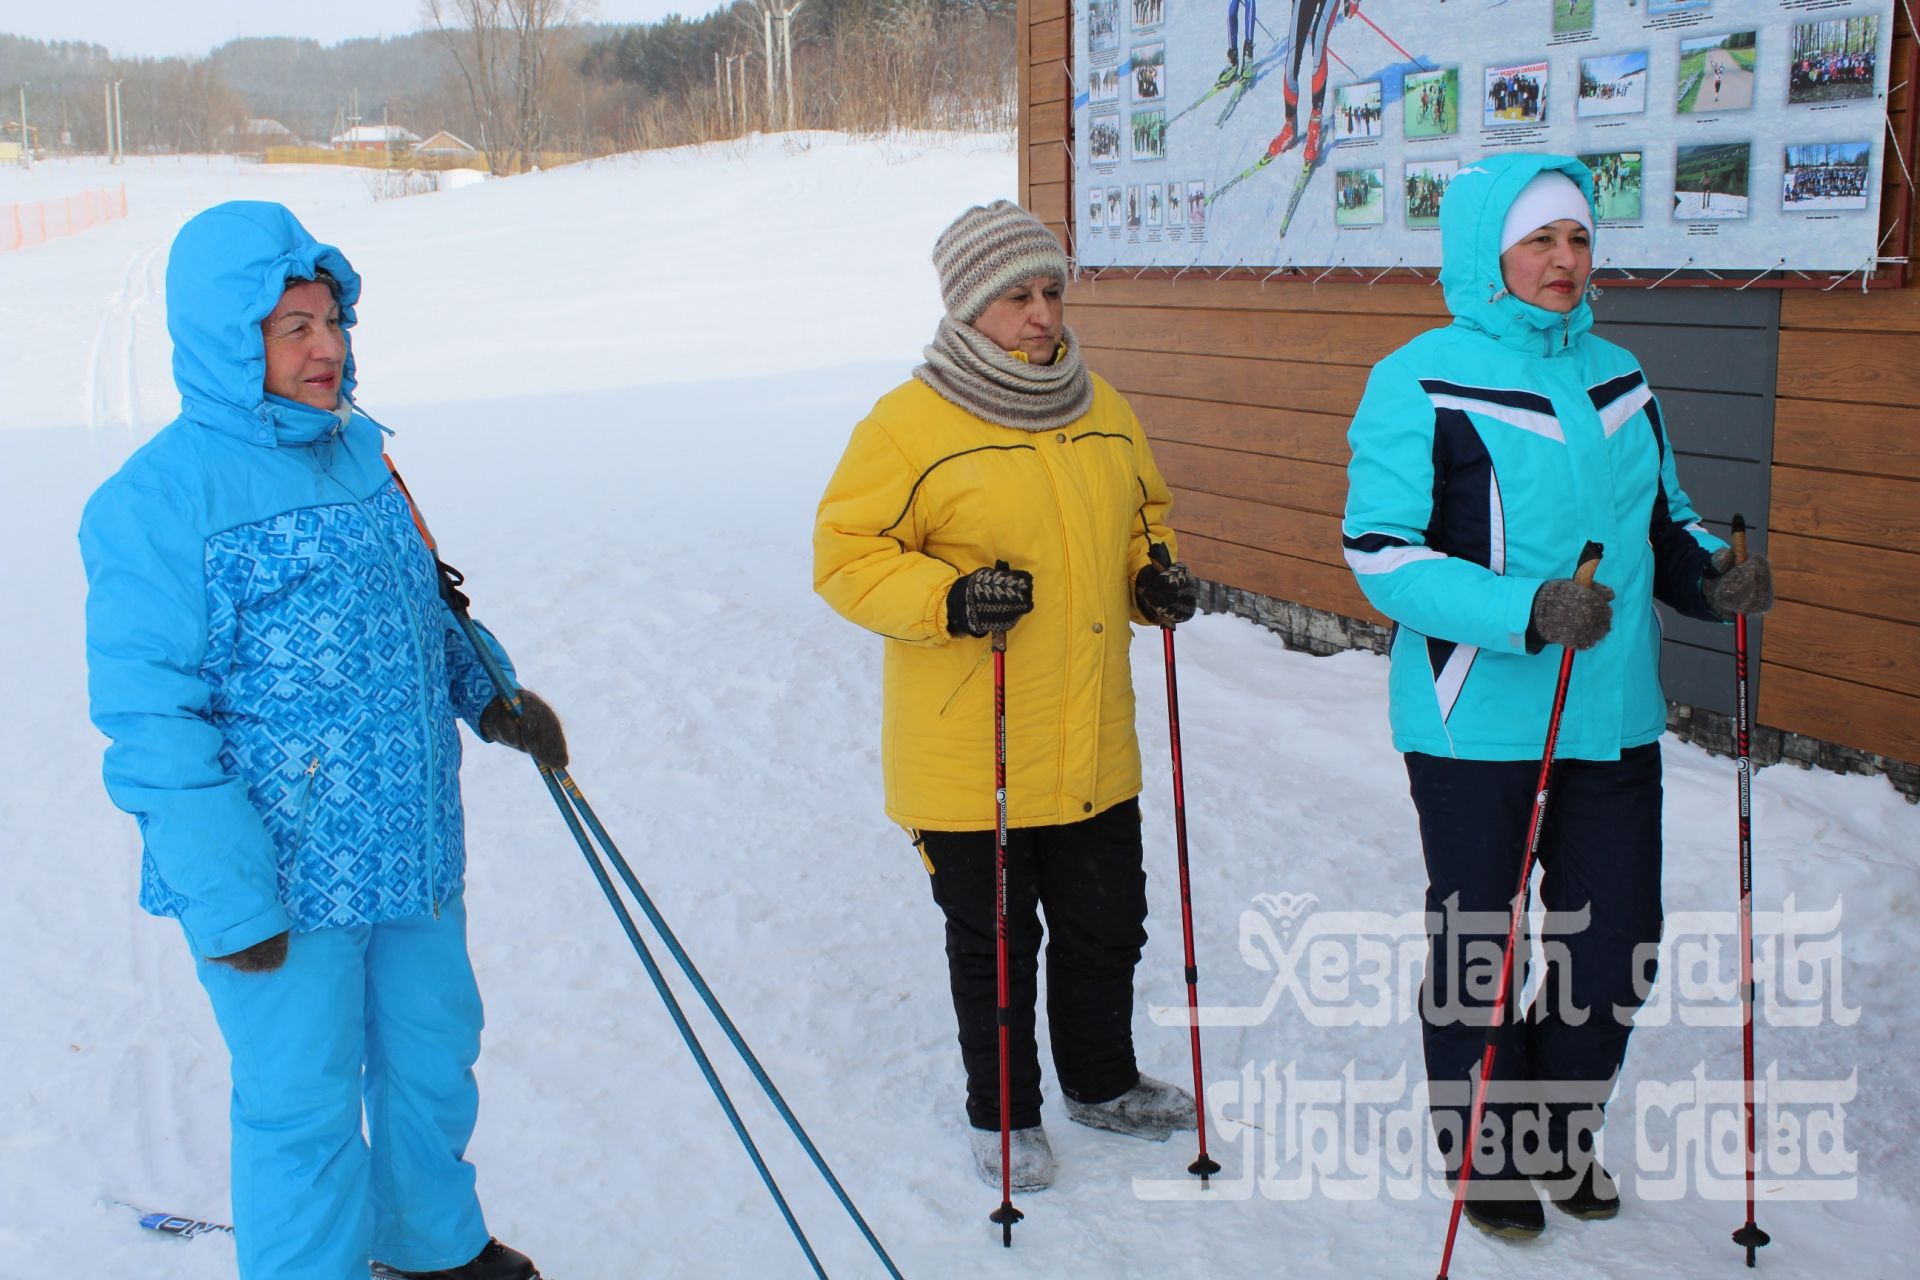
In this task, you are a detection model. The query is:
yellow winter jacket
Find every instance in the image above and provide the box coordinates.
[813,372,1176,832]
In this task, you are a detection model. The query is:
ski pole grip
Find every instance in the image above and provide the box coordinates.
[991,559,1011,653]
[1574,541,1604,587]
[1731,512,1748,566]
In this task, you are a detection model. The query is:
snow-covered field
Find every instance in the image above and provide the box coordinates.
[1,138,1914,1279]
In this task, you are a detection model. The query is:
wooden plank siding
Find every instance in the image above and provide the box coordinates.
[1023,0,1920,769]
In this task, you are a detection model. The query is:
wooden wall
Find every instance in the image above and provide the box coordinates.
[1020,0,1920,770]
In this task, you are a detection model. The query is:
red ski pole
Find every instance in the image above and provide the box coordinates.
[1150,544,1222,1184]
[986,567,1023,1248]
[1728,514,1771,1268]
[1435,541,1602,1280]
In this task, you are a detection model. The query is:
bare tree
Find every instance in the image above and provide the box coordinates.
[424,0,595,174]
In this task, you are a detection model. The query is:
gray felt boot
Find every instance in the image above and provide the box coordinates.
[1063,1075,1197,1142]
[969,1125,1055,1192]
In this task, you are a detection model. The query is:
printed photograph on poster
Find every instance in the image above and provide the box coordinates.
[1485,62,1549,127]
[1677,32,1757,114]
[1126,184,1142,227]
[1788,16,1879,105]
[1130,0,1164,31]
[1090,65,1119,105]
[1131,43,1166,102]
[1088,0,1119,55]
[1167,181,1186,226]
[1089,114,1121,164]
[1578,52,1649,118]
[1649,1,1712,15]
[1579,149,1645,222]
[1131,107,1167,161]
[1089,187,1105,229]
[1783,141,1871,211]
[1186,180,1207,227]
[1336,81,1384,141]
[1405,68,1460,138]
[1335,167,1386,226]
[1147,182,1165,226]
[1553,0,1594,38]
[1405,160,1457,229]
[1674,142,1751,220]
[1106,186,1123,226]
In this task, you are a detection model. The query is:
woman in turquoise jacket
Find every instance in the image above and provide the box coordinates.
[1342,154,1774,1239]
[80,203,562,1280]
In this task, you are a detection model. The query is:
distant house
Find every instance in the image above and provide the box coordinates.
[415,130,479,158]
[329,124,421,153]
[223,118,300,150]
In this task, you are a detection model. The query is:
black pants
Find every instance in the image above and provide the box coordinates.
[918,798,1149,1131]
[1406,745,1664,1180]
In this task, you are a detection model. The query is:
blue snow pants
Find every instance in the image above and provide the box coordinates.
[190,895,492,1279]
[1406,745,1665,1186]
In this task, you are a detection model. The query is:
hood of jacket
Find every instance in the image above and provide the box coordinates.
[165,201,363,447]
[1439,153,1597,356]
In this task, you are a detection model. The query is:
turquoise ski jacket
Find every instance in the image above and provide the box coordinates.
[1342,153,1722,762]
[80,202,509,958]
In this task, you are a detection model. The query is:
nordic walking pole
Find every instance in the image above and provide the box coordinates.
[987,564,1024,1248]
[1148,544,1221,1184]
[1435,541,1603,1280]
[1728,513,1771,1269]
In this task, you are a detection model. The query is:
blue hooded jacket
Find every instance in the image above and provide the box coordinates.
[1342,154,1722,761]
[80,202,508,957]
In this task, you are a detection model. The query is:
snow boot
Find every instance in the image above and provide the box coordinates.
[970,1125,1055,1192]
[1216,46,1240,88]
[1241,38,1255,78]
[371,1239,541,1280]
[1063,1075,1196,1143]
[1543,1158,1620,1220]
[1462,1186,1546,1241]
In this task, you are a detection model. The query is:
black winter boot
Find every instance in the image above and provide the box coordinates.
[371,1239,541,1280]
[1464,1188,1546,1240]
[1543,1157,1621,1220]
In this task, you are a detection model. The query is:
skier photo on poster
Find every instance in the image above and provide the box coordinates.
[1675,141,1752,220]
[1577,51,1648,119]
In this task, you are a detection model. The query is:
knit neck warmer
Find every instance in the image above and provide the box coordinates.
[913,315,1094,432]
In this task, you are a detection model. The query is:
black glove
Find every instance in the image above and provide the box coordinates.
[946,564,1035,637]
[1135,558,1198,627]
[1527,577,1615,653]
[210,931,289,973]
[480,688,569,768]
[1701,545,1774,619]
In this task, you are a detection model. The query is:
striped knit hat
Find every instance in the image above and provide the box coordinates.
[932,200,1069,324]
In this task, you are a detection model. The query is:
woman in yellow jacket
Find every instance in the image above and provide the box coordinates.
[814,201,1201,1192]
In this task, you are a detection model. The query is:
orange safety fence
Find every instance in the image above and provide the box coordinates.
[0,185,130,253]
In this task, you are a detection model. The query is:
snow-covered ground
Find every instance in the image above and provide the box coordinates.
[1,138,1915,1279]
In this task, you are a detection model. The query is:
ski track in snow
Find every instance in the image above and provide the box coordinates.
[1,138,1916,1278]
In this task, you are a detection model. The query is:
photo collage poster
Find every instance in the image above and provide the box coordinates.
[1073,0,1895,272]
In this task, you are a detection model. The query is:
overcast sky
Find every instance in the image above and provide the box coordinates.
[5,1,706,60]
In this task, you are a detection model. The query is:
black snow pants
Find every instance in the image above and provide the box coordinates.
[916,797,1150,1132]
[1406,744,1664,1184]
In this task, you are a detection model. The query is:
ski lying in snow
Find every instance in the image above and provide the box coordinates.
[134,1209,233,1238]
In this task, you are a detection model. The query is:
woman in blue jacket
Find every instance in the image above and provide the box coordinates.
[1342,154,1774,1239]
[80,203,564,1280]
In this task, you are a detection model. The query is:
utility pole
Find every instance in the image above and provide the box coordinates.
[19,83,30,169]
[111,79,125,163]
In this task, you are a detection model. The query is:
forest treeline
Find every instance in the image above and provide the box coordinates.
[0,0,1015,163]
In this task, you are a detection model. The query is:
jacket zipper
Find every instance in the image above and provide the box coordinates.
[292,756,321,857]
[315,436,443,918]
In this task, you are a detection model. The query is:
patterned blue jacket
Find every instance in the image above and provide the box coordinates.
[1342,154,1723,762]
[80,202,509,958]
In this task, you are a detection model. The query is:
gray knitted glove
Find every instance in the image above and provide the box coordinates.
[480,688,569,768]
[1528,578,1616,652]
[210,931,289,973]
[946,565,1035,637]
[1135,559,1198,627]
[1702,546,1775,619]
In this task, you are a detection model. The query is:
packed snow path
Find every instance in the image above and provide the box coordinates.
[1,139,1914,1278]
